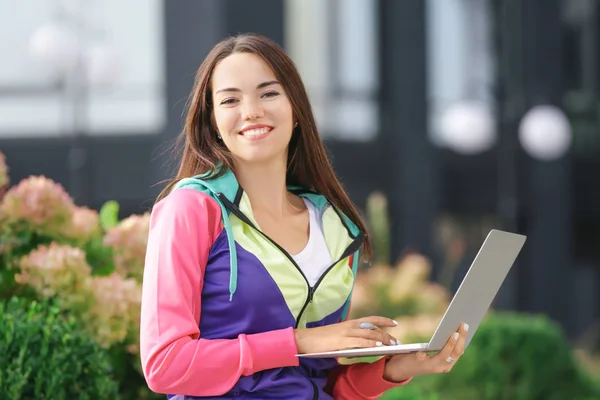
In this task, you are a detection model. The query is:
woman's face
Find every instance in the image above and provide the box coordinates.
[211,52,294,166]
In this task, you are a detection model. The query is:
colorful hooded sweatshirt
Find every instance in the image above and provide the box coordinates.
[140,169,410,399]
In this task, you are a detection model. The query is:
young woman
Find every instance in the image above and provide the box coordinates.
[140,33,468,399]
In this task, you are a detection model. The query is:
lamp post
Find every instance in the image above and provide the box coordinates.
[520,102,574,334]
[26,4,120,206]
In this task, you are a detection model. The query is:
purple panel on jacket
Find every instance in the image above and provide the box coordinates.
[198,229,297,338]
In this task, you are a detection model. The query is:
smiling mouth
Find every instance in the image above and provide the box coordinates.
[239,126,273,140]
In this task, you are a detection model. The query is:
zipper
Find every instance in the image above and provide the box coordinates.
[309,232,364,293]
[217,193,364,328]
[292,233,364,324]
[217,193,312,319]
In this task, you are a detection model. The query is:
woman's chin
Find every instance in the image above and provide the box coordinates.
[233,151,288,167]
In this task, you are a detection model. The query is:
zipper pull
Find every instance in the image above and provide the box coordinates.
[308,287,315,303]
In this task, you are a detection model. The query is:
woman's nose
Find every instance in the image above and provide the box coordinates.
[241,99,265,121]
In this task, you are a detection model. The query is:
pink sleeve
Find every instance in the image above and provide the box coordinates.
[139,188,300,397]
[326,290,412,399]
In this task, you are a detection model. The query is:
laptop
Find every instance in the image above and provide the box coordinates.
[298,229,527,359]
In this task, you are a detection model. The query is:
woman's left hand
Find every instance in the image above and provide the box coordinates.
[382,322,469,382]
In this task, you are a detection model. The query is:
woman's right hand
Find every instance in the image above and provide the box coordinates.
[294,316,400,354]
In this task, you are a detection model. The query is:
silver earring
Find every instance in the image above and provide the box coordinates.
[294,122,298,128]
[217,133,222,139]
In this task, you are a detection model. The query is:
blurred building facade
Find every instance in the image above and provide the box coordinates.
[1,0,599,341]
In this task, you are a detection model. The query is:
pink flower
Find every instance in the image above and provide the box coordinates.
[16,242,92,305]
[103,212,150,281]
[63,206,101,242]
[84,272,142,351]
[1,176,74,236]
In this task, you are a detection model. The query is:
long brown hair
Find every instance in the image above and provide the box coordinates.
[157,33,371,257]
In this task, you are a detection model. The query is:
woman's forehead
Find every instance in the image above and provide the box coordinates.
[212,53,277,91]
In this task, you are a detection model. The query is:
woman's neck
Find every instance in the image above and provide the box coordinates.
[233,159,299,218]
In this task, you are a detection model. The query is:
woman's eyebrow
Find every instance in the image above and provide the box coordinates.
[215,80,280,95]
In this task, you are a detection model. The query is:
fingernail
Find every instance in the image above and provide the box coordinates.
[391,340,396,345]
[376,341,383,347]
[463,323,470,332]
[359,322,376,330]
[392,320,398,325]
[453,332,459,340]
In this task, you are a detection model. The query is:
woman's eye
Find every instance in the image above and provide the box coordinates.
[220,98,237,105]
[262,91,279,98]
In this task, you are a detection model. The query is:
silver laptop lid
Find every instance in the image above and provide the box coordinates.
[427,229,527,350]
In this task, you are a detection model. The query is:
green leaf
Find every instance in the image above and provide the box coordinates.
[99,201,120,231]
[82,236,115,276]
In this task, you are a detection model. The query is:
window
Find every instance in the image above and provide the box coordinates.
[561,0,600,156]
[284,0,379,141]
[0,0,165,137]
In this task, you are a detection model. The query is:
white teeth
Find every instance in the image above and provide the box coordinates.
[242,127,270,136]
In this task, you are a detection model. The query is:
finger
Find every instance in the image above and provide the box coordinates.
[432,323,468,368]
[357,322,401,345]
[345,336,390,349]
[353,326,399,346]
[358,322,377,330]
[367,326,400,346]
[448,323,469,361]
[433,324,462,360]
[360,316,399,328]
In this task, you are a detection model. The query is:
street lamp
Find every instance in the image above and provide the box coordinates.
[84,44,121,88]
[437,101,573,161]
[29,23,80,77]
[438,100,497,155]
[28,23,121,89]
[26,7,121,205]
[518,105,572,161]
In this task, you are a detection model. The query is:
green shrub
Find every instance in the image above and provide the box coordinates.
[0,297,119,400]
[438,312,600,400]
[383,312,600,400]
[379,376,439,399]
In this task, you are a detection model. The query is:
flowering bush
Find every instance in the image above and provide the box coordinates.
[0,151,156,399]
[0,176,74,238]
[16,243,91,306]
[84,272,142,352]
[66,205,102,243]
[104,212,150,281]
[349,254,452,343]
[14,242,142,354]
